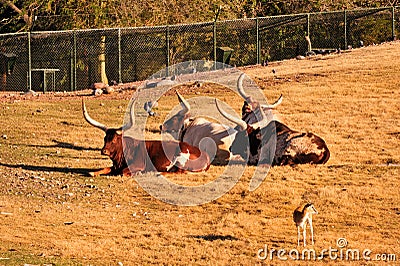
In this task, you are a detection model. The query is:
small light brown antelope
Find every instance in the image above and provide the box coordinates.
[293,203,318,246]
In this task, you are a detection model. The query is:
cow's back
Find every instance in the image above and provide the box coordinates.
[274,121,330,165]
[144,140,210,172]
[181,117,237,164]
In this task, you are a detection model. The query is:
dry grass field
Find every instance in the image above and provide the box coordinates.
[0,41,399,265]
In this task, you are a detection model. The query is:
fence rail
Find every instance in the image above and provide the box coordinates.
[0,6,398,92]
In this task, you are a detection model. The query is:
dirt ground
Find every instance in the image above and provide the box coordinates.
[0,41,399,265]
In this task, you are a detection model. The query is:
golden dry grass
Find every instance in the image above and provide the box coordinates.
[0,41,399,265]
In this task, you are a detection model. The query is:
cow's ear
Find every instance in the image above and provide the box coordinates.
[116,130,122,135]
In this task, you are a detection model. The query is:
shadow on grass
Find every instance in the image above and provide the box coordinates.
[0,162,93,176]
[188,234,239,241]
[35,139,100,151]
[6,139,100,152]
[51,139,100,151]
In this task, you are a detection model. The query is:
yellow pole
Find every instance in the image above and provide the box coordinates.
[99,35,108,84]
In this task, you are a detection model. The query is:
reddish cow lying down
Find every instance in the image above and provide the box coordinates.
[82,99,210,176]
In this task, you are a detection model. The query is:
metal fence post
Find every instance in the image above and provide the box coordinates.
[256,18,260,65]
[307,13,310,36]
[70,34,74,91]
[392,6,397,41]
[73,30,77,91]
[118,28,122,83]
[344,10,348,49]
[213,21,217,69]
[166,26,170,77]
[27,32,31,91]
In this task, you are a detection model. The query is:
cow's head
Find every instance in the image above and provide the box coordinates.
[159,91,191,135]
[82,99,135,163]
[236,73,283,124]
[216,98,272,165]
[215,74,282,165]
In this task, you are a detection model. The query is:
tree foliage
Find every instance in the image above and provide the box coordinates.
[0,0,398,33]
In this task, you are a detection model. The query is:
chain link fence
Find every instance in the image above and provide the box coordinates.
[0,7,398,92]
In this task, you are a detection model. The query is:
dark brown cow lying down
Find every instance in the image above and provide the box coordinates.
[82,99,210,176]
[215,73,330,166]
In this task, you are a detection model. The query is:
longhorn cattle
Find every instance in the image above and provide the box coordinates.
[236,73,284,124]
[160,91,239,165]
[215,73,330,166]
[82,99,210,176]
[160,84,284,165]
[159,91,191,135]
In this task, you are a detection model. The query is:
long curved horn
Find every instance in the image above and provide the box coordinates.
[123,96,137,131]
[176,90,190,115]
[237,73,249,100]
[261,94,283,109]
[215,98,247,130]
[82,99,108,132]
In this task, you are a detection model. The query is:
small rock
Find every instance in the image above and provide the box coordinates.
[91,82,107,90]
[156,79,177,87]
[2,135,7,140]
[31,175,45,181]
[145,81,157,88]
[23,89,38,96]
[103,86,114,94]
[93,88,103,96]
[194,81,203,87]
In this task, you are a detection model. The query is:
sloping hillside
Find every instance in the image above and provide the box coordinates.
[0,41,399,265]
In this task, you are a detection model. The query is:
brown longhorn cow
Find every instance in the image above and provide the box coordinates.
[82,99,210,176]
[215,73,330,166]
